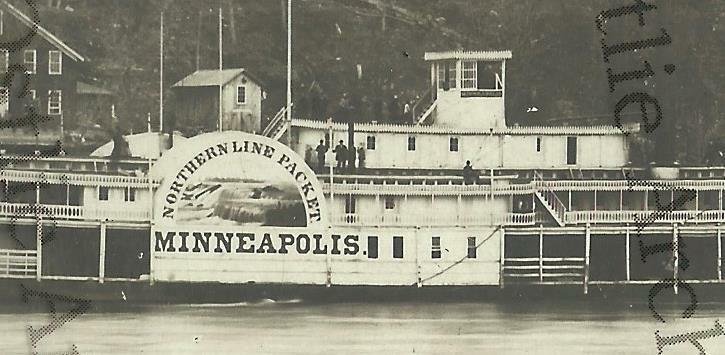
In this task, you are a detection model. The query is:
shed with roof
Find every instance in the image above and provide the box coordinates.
[172,68,265,134]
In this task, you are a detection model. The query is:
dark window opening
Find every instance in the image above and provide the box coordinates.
[449,137,459,152]
[536,137,541,152]
[407,136,416,151]
[477,61,502,90]
[393,236,403,259]
[367,135,376,150]
[431,236,441,259]
[367,236,378,259]
[345,195,356,214]
[566,136,577,165]
[467,237,477,258]
[98,186,109,201]
[384,196,395,210]
[124,187,135,202]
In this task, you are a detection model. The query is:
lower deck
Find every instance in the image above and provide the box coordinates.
[0,220,722,295]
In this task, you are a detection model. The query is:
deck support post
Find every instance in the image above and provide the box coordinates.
[717,225,722,281]
[99,221,106,284]
[499,227,505,289]
[625,224,631,281]
[35,216,42,281]
[538,225,543,283]
[415,226,421,287]
[584,223,590,295]
[325,226,331,287]
[673,223,679,295]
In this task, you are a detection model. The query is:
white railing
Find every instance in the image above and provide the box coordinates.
[0,202,150,222]
[564,210,725,224]
[0,169,156,188]
[322,182,535,196]
[332,212,535,226]
[0,249,37,278]
[539,179,725,191]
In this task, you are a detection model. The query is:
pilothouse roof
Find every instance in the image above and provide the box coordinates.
[424,50,512,61]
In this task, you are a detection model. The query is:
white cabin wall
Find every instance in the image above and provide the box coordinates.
[436,90,505,130]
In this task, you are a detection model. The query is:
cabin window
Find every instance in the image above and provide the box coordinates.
[23,50,36,74]
[124,187,136,202]
[566,136,577,165]
[461,60,477,89]
[366,135,376,150]
[437,61,456,90]
[344,195,356,214]
[384,196,395,210]
[407,136,416,151]
[449,137,459,152]
[477,62,503,90]
[393,236,404,259]
[48,90,62,115]
[536,137,542,152]
[98,186,109,201]
[49,50,62,75]
[467,237,477,258]
[431,236,441,259]
[236,85,246,104]
[0,49,7,73]
[367,236,378,259]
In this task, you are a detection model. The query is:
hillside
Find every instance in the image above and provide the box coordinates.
[21,0,725,164]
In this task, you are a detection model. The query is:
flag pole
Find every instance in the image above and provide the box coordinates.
[159,11,164,133]
[218,7,223,132]
[285,0,292,145]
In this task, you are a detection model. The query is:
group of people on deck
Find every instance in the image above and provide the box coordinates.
[310,140,366,172]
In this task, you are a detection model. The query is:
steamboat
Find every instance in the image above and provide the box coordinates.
[0,1,723,303]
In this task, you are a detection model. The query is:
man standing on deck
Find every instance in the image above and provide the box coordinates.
[462,160,475,185]
[315,140,328,172]
[334,140,348,169]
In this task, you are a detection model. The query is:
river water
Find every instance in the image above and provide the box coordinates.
[0,299,723,354]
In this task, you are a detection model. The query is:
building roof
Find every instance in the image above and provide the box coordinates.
[292,118,639,136]
[0,0,85,62]
[424,50,512,61]
[172,69,265,89]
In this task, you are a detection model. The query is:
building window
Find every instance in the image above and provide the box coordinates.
[437,61,456,90]
[449,137,459,152]
[0,49,7,73]
[49,50,62,75]
[236,85,246,104]
[384,196,395,210]
[366,135,376,150]
[98,186,109,201]
[536,137,542,152]
[48,90,61,115]
[393,236,404,259]
[344,195,356,214]
[407,136,416,151]
[431,236,441,259]
[24,50,36,74]
[467,237,477,258]
[461,60,477,89]
[367,236,378,259]
[124,187,136,202]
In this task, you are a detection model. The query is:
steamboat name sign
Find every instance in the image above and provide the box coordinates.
[151,131,327,227]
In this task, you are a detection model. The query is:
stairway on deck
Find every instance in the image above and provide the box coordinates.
[533,172,567,226]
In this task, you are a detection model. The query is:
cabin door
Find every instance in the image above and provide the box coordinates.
[566,137,577,165]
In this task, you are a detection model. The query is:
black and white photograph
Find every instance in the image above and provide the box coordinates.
[0,0,722,353]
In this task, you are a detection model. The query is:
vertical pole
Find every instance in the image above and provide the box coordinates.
[672,223,679,295]
[328,122,334,223]
[644,190,649,211]
[159,11,164,133]
[35,181,39,204]
[568,190,572,211]
[35,216,42,281]
[499,227,505,288]
[619,189,623,211]
[717,225,722,281]
[148,158,154,286]
[285,0,293,146]
[584,223,590,295]
[65,183,69,205]
[415,227,421,287]
[625,224,631,281]
[218,7,223,132]
[99,221,106,283]
[326,226,331,287]
[538,225,543,283]
[501,59,506,120]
